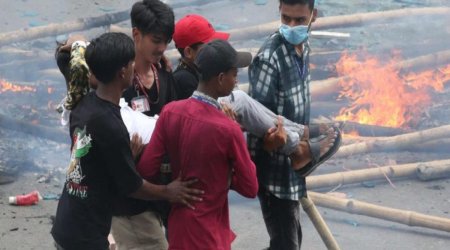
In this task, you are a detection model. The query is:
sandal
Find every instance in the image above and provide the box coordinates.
[295,126,342,177]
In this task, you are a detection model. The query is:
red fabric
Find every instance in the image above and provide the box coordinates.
[173,14,230,49]
[137,98,258,250]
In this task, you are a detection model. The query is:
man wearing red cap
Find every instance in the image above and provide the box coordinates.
[172,14,230,99]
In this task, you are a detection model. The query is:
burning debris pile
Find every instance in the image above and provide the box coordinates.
[0,0,449,249]
[335,52,450,128]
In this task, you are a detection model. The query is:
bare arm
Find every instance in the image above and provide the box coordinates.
[130,177,204,209]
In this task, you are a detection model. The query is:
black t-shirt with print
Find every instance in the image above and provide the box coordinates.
[51,91,143,250]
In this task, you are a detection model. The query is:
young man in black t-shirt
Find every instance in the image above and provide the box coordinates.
[113,1,178,249]
[121,0,178,117]
[51,32,202,250]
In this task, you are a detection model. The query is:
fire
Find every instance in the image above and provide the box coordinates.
[335,52,450,128]
[0,79,36,93]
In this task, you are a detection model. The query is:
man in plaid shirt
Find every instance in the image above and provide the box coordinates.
[248,0,318,249]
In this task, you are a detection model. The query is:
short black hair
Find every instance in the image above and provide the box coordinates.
[130,0,175,43]
[279,0,315,11]
[195,40,251,82]
[177,42,203,57]
[85,33,135,84]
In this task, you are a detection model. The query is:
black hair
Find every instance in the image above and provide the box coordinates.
[54,43,71,89]
[279,0,315,11]
[85,32,135,84]
[130,0,175,43]
[177,42,204,57]
[195,40,236,82]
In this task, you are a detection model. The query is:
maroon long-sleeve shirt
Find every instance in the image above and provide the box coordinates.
[137,97,258,250]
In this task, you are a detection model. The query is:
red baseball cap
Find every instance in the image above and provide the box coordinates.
[173,14,230,49]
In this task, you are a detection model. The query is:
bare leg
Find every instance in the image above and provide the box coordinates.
[290,128,337,170]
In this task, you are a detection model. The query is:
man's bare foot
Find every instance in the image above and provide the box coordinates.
[290,128,337,171]
[306,122,343,139]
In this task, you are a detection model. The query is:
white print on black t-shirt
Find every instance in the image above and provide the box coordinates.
[66,126,91,199]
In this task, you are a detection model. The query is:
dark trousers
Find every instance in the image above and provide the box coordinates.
[54,242,108,250]
[258,187,302,250]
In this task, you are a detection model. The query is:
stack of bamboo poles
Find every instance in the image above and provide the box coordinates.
[306,159,450,190]
[308,192,450,233]
[303,159,450,235]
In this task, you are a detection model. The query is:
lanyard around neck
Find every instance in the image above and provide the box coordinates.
[134,64,160,103]
[191,91,221,110]
[293,54,307,81]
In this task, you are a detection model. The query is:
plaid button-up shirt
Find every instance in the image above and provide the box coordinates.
[248,32,311,200]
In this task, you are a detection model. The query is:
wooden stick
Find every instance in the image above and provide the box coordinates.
[0,9,130,47]
[300,196,341,250]
[228,7,450,41]
[0,113,68,144]
[340,121,410,137]
[306,159,450,190]
[335,125,450,158]
[308,191,450,233]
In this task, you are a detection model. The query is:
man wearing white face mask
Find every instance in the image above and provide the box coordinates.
[248,0,320,249]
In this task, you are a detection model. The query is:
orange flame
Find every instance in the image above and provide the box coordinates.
[0,79,36,93]
[335,52,450,128]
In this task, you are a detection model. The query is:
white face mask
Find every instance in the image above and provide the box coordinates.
[279,11,314,45]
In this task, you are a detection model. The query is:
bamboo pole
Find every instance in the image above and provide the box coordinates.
[341,121,410,137]
[227,7,450,41]
[306,159,450,190]
[308,191,450,233]
[416,162,450,181]
[335,125,450,158]
[0,113,68,144]
[0,10,130,47]
[300,196,341,250]
[342,136,450,152]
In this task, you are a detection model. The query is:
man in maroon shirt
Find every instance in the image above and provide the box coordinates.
[137,40,258,250]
